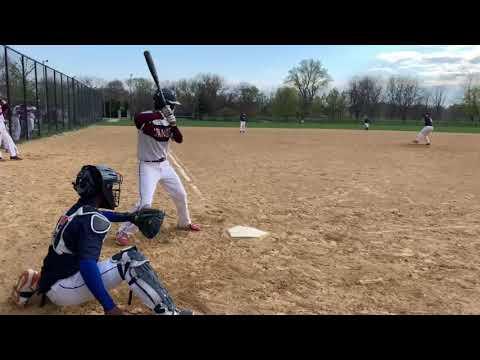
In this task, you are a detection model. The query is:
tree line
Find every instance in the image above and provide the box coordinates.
[79,59,480,124]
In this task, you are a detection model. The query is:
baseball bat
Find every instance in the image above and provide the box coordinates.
[143,50,167,105]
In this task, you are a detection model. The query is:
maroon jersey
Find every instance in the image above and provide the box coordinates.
[134,111,183,161]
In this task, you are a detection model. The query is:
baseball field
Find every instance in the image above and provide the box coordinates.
[2,123,480,314]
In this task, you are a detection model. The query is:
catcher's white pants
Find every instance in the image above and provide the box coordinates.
[240,121,246,133]
[416,126,434,144]
[46,259,122,306]
[0,119,18,158]
[119,160,191,235]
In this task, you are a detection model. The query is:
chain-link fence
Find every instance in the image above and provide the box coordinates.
[0,45,103,142]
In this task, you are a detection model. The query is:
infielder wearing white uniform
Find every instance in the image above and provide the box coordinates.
[413,113,434,145]
[0,99,21,161]
[11,165,193,315]
[116,88,200,246]
[240,112,247,134]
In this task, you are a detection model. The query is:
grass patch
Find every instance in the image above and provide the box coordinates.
[98,118,480,134]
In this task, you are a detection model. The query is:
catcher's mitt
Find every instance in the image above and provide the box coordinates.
[132,208,165,239]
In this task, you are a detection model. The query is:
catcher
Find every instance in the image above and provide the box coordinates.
[11,164,192,315]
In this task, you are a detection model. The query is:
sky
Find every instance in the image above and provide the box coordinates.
[10,45,480,103]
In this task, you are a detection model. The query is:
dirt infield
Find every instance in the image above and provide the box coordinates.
[1,126,480,314]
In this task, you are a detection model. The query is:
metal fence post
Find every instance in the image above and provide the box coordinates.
[34,62,40,137]
[60,74,65,130]
[21,55,28,140]
[66,77,70,130]
[4,46,12,133]
[44,66,49,134]
[53,71,58,131]
[72,80,76,126]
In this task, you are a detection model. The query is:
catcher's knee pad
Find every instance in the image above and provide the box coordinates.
[111,246,176,314]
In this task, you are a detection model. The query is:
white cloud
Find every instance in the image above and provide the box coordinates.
[377,51,421,63]
[372,46,480,91]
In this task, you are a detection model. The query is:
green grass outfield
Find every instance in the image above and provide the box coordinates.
[99,118,480,134]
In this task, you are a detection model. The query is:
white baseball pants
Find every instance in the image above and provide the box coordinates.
[240,121,246,133]
[0,119,18,158]
[119,160,191,235]
[416,126,434,144]
[46,259,122,306]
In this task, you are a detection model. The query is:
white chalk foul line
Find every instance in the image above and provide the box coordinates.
[169,152,204,200]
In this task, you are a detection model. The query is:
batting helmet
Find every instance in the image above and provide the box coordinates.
[73,165,123,210]
[154,88,181,110]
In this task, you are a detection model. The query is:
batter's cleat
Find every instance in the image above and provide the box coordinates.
[0,157,4,161]
[10,156,22,160]
[115,231,131,246]
[412,140,419,144]
[175,308,194,315]
[426,143,431,145]
[11,269,40,307]
[177,223,201,231]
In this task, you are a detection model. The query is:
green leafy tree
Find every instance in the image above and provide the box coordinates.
[325,88,348,121]
[285,59,331,118]
[272,87,299,120]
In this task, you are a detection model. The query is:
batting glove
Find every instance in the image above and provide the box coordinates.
[161,106,176,126]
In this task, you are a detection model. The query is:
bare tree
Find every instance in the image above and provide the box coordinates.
[285,59,331,118]
[420,87,432,113]
[386,76,421,122]
[128,77,155,115]
[347,76,383,119]
[76,76,106,89]
[432,86,447,120]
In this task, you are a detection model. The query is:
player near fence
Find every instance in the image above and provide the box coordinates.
[413,112,434,145]
[115,88,200,246]
[11,164,193,315]
[240,112,248,134]
[0,99,22,161]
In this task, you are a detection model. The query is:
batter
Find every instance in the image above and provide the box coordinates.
[116,88,200,246]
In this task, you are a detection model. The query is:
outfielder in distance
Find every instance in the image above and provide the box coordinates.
[116,88,201,246]
[11,165,192,315]
[363,115,370,130]
[240,112,248,134]
[413,112,434,145]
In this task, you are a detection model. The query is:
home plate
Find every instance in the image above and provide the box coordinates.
[228,226,269,239]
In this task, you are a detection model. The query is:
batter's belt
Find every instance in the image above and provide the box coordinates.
[143,157,166,163]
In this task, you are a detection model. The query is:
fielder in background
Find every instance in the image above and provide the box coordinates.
[116,88,200,246]
[11,104,22,142]
[240,112,247,134]
[363,115,370,130]
[0,99,22,161]
[11,165,192,315]
[413,112,434,145]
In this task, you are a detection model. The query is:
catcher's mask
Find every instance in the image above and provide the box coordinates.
[73,165,123,210]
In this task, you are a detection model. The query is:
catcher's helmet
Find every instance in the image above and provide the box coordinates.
[154,88,181,110]
[73,165,123,210]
